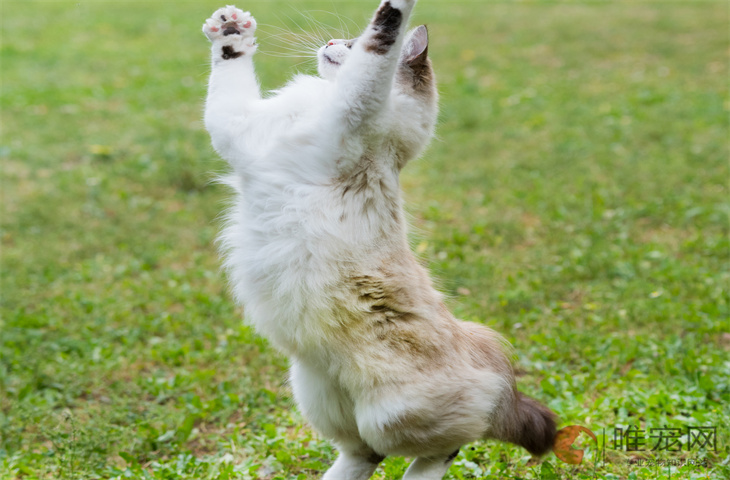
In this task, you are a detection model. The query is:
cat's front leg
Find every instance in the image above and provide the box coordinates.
[333,0,416,125]
[203,6,260,158]
[203,5,258,62]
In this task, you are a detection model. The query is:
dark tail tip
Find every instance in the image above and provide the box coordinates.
[509,392,558,456]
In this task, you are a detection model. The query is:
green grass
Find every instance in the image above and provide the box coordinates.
[1,1,728,479]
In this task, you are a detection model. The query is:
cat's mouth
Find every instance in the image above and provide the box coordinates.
[322,52,341,66]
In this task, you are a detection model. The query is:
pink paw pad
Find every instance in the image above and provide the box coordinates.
[243,21,251,28]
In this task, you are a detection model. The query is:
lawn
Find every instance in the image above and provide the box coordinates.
[1,1,728,479]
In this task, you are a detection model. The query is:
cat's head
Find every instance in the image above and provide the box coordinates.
[317,25,431,86]
[317,37,356,80]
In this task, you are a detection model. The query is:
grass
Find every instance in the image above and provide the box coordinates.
[1,1,728,479]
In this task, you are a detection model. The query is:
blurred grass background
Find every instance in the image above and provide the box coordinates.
[1,1,728,479]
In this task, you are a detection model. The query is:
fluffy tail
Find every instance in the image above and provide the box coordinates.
[496,391,557,456]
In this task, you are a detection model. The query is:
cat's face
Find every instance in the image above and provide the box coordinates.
[316,26,432,94]
[317,38,356,80]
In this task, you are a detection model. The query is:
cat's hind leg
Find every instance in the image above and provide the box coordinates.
[322,441,385,480]
[203,6,260,159]
[290,361,384,479]
[401,449,460,480]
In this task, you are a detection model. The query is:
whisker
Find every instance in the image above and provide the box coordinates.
[306,9,363,40]
[290,57,318,71]
[255,7,366,71]
[258,22,325,59]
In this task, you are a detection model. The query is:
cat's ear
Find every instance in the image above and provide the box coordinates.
[402,25,429,68]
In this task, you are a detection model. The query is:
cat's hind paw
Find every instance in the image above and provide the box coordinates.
[203,6,257,54]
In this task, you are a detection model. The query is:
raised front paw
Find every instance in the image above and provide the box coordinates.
[203,6,257,55]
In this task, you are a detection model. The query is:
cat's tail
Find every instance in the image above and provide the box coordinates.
[493,390,558,456]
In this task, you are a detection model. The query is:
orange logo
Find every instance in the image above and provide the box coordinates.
[553,425,598,465]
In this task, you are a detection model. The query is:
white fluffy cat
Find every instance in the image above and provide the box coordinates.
[202,1,556,479]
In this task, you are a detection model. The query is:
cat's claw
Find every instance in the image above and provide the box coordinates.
[203,5,257,52]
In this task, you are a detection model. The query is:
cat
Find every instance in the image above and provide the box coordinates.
[202,1,557,479]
